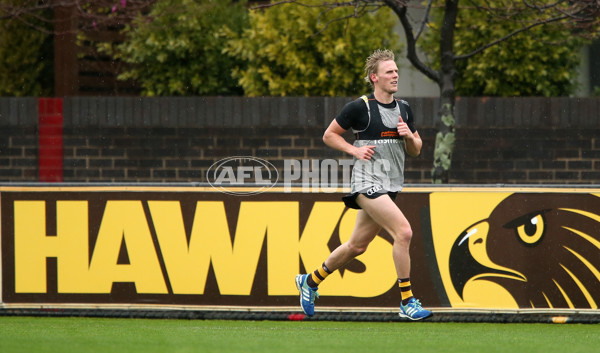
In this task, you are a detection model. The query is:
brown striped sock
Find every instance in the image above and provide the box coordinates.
[398,278,414,305]
[306,263,332,288]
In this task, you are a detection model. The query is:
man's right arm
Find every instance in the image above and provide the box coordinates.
[323,119,375,160]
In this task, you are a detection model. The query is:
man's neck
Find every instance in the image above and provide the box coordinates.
[373,89,394,104]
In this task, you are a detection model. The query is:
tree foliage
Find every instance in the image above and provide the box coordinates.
[100,0,248,96]
[258,0,599,183]
[0,2,53,96]
[224,0,402,96]
[420,0,587,97]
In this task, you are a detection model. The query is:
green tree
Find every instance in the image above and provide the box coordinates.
[102,0,249,96]
[419,1,585,97]
[263,0,598,183]
[0,4,53,96]
[224,0,402,96]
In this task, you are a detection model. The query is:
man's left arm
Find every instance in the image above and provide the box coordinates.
[397,117,422,157]
[403,130,422,157]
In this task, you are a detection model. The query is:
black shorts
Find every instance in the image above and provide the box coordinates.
[342,191,398,209]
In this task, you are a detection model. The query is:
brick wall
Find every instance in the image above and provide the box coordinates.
[451,127,600,184]
[1,97,599,184]
[0,98,38,181]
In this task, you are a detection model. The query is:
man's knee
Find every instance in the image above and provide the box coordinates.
[347,242,369,257]
[393,226,412,244]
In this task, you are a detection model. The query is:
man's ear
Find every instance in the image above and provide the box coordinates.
[370,73,378,83]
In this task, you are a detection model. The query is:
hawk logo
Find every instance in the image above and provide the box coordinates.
[448,193,600,309]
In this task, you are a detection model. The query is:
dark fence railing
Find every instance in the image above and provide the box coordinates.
[2,96,599,128]
[0,96,599,184]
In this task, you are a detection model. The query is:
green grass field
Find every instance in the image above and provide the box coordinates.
[0,316,598,353]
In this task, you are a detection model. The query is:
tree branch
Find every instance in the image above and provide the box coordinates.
[309,2,380,38]
[383,0,439,83]
[454,13,569,60]
[415,0,433,41]
[0,1,155,33]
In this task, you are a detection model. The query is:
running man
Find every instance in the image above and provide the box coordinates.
[295,49,432,320]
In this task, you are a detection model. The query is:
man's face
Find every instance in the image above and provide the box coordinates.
[372,60,398,93]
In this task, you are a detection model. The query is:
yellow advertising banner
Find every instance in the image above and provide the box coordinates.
[1,186,599,311]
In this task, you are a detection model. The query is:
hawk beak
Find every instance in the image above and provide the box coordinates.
[449,220,526,299]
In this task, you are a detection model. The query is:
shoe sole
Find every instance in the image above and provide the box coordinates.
[295,275,303,291]
[295,275,312,317]
[398,311,433,321]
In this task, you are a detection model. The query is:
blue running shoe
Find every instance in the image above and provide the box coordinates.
[399,298,433,320]
[295,274,319,317]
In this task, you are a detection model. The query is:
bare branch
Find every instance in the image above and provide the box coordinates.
[251,0,301,10]
[455,0,600,60]
[0,1,155,34]
[383,0,439,83]
[310,1,381,37]
[415,0,433,41]
[251,0,384,11]
[454,13,569,60]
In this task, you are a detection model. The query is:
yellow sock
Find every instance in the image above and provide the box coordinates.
[309,263,332,287]
[398,278,413,304]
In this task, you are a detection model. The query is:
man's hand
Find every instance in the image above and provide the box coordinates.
[397,115,422,157]
[353,145,376,160]
[397,116,414,140]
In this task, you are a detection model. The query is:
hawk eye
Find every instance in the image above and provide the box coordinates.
[515,214,545,245]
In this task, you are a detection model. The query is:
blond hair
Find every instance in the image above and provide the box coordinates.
[364,49,395,88]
